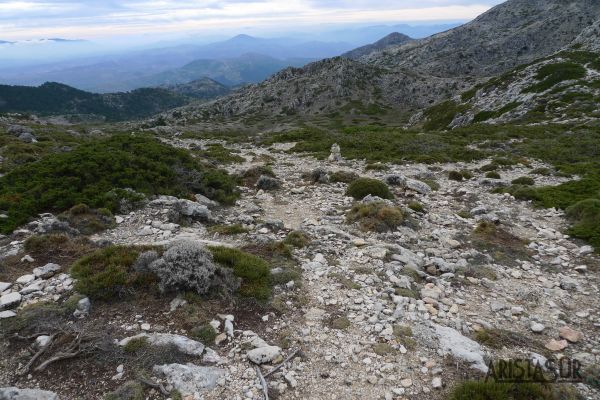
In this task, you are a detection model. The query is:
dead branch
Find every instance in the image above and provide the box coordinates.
[21,334,56,375]
[264,349,300,378]
[254,365,269,400]
[34,350,81,372]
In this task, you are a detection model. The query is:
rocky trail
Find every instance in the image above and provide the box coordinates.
[1,138,599,400]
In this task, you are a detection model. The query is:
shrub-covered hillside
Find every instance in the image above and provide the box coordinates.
[0,134,239,233]
[0,82,190,121]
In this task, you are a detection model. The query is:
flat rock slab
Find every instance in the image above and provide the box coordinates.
[0,311,16,319]
[434,324,488,372]
[119,333,205,356]
[153,363,225,397]
[0,387,59,400]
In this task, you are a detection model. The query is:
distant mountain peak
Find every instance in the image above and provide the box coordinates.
[342,32,413,60]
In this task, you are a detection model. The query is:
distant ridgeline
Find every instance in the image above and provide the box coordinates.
[0,82,191,121]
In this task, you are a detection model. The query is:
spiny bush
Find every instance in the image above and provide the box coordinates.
[346,201,404,232]
[512,176,535,186]
[71,245,159,300]
[209,246,271,300]
[346,178,393,200]
[0,135,239,234]
[486,171,501,179]
[148,240,240,296]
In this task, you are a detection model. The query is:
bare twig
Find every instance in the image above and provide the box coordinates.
[139,377,170,396]
[264,349,300,378]
[21,334,56,374]
[254,365,269,400]
[34,351,81,372]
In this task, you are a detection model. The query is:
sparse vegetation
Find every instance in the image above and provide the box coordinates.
[329,170,359,183]
[525,62,587,93]
[208,224,249,235]
[407,201,425,213]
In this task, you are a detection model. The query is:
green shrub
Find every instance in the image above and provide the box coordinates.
[530,167,552,176]
[486,171,501,179]
[460,169,474,180]
[241,165,275,186]
[511,176,535,186]
[330,170,359,183]
[407,201,424,213]
[421,179,440,191]
[194,143,244,165]
[0,135,239,234]
[59,203,115,235]
[284,231,311,248]
[525,62,587,93]
[566,199,600,249]
[346,178,393,200]
[480,163,498,172]
[190,323,218,345]
[346,201,404,232]
[209,246,271,300]
[422,100,470,130]
[123,337,149,353]
[71,245,159,300]
[449,170,464,181]
[208,224,249,235]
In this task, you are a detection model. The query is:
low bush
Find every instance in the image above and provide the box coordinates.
[71,245,159,300]
[194,143,244,165]
[449,170,464,181]
[449,380,581,400]
[530,167,552,176]
[346,201,404,232]
[486,171,501,179]
[346,178,393,200]
[480,163,498,172]
[209,246,272,300]
[59,204,115,235]
[190,323,218,345]
[329,170,359,183]
[365,162,387,171]
[284,231,311,248]
[407,201,425,213]
[241,165,275,186]
[512,176,535,186]
[0,135,239,234]
[565,199,600,249]
[208,224,249,235]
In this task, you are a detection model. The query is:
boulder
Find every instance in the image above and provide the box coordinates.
[33,264,61,279]
[152,364,225,397]
[247,346,282,364]
[405,179,432,194]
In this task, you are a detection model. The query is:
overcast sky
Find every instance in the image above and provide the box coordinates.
[0,0,505,40]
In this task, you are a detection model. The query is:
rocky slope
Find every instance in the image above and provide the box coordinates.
[162,78,231,100]
[418,50,600,128]
[366,0,600,78]
[167,0,600,125]
[1,138,599,399]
